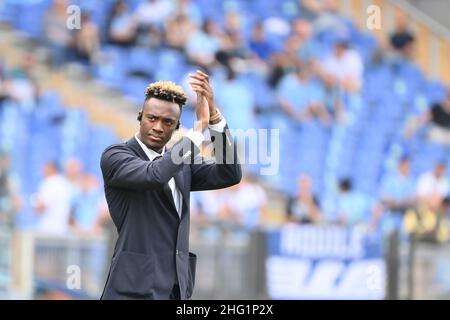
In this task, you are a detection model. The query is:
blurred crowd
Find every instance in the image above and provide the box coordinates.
[0,0,449,243]
[44,0,367,123]
[0,151,109,235]
[284,158,450,241]
[0,55,40,112]
[30,158,109,235]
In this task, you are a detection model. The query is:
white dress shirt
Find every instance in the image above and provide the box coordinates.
[134,117,227,216]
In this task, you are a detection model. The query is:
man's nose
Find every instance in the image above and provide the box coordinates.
[152,121,164,133]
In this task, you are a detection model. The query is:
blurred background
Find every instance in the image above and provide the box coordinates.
[0,0,449,300]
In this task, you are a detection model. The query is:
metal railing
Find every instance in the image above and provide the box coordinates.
[3,225,450,299]
[11,232,109,299]
[385,230,450,300]
[0,227,12,299]
[190,227,268,300]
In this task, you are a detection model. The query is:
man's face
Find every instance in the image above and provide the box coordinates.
[435,164,447,179]
[64,158,82,180]
[298,175,311,193]
[293,20,311,39]
[334,43,346,57]
[138,98,181,153]
[399,160,410,176]
[252,25,264,41]
[0,155,9,171]
[444,91,450,110]
[43,164,57,177]
[295,66,309,81]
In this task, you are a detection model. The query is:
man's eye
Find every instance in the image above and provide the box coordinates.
[165,120,174,125]
[148,117,156,121]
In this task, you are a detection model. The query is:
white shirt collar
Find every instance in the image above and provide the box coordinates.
[134,133,165,161]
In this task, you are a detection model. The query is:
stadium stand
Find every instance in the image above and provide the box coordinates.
[0,0,449,299]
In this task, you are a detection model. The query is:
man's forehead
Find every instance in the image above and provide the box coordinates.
[143,110,178,120]
[143,98,180,116]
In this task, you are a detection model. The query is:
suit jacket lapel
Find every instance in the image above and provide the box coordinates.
[127,137,179,218]
[126,137,150,161]
[174,169,188,217]
[162,183,178,216]
[170,142,190,218]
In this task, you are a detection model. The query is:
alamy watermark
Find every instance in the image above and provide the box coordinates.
[366,5,381,30]
[171,128,280,176]
[66,5,81,30]
[66,264,81,290]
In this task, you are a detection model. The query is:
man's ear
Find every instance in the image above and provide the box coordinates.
[137,111,142,122]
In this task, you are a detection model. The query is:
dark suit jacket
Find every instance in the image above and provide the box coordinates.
[100,126,241,300]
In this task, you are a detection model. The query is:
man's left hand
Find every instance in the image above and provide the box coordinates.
[188,70,218,119]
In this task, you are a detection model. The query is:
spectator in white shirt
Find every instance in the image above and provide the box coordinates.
[416,162,450,212]
[64,157,83,197]
[221,175,268,229]
[33,162,73,235]
[320,38,363,92]
[134,0,175,29]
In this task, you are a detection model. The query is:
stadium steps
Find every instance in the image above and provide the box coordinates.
[0,25,136,141]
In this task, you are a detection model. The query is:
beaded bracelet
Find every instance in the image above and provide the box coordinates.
[209,109,222,123]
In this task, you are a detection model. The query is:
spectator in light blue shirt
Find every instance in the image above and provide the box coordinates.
[214,71,255,130]
[185,19,220,71]
[313,73,346,123]
[71,174,108,235]
[249,22,274,61]
[380,157,416,211]
[107,0,137,47]
[277,64,313,121]
[334,179,374,227]
[177,0,203,26]
[379,157,416,232]
[291,19,321,61]
[277,63,327,125]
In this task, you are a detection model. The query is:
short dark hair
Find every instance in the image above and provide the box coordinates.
[339,179,352,191]
[436,160,447,168]
[46,161,60,172]
[399,155,410,163]
[144,81,187,108]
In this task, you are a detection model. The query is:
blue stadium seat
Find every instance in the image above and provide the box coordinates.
[0,0,18,24]
[424,81,447,105]
[126,47,158,77]
[94,45,128,89]
[12,0,51,39]
[122,76,150,104]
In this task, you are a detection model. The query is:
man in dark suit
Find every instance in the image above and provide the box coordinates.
[100,70,242,300]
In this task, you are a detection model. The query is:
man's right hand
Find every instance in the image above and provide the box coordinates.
[192,89,210,133]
